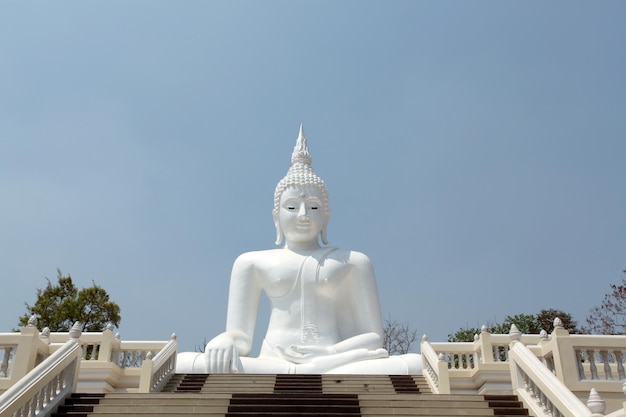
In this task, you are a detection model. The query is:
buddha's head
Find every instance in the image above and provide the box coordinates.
[273,125,330,246]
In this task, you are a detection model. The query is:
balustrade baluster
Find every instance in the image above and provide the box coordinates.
[538,392,544,410]
[521,369,527,389]
[532,381,539,398]
[587,350,599,379]
[616,350,626,379]
[56,371,63,394]
[1,347,11,376]
[45,381,52,404]
[576,350,586,380]
[61,367,68,390]
[29,396,37,416]
[36,388,44,412]
[90,343,99,360]
[21,400,29,417]
[601,351,613,379]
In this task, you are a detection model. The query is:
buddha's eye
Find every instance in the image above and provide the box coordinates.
[310,206,318,210]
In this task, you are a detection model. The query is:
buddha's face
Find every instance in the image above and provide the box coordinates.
[277,185,328,246]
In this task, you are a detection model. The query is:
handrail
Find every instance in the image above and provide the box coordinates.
[510,340,592,417]
[0,339,81,417]
[138,334,178,393]
[420,337,450,394]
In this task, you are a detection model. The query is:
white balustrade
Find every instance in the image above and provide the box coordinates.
[509,340,593,417]
[112,341,169,369]
[0,339,81,417]
[138,334,178,393]
[428,342,479,370]
[420,336,450,394]
[576,348,626,381]
[0,322,171,398]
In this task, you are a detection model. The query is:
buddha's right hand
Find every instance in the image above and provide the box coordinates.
[204,334,240,373]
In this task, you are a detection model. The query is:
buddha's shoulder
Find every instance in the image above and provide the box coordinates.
[340,249,373,267]
[232,249,289,266]
[233,248,371,265]
[317,247,367,262]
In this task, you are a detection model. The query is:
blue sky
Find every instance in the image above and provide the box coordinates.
[1,2,624,352]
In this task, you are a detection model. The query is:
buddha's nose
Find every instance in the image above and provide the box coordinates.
[298,204,307,218]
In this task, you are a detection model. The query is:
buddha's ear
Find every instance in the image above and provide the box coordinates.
[320,214,330,245]
[273,211,283,245]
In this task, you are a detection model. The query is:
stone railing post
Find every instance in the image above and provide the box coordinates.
[97,323,116,362]
[437,353,451,394]
[509,324,522,342]
[478,325,494,364]
[10,317,42,380]
[547,317,576,383]
[138,352,154,393]
[69,321,83,392]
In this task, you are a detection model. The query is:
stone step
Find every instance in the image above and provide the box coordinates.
[51,393,105,417]
[361,398,492,405]
[230,395,359,405]
[89,405,229,414]
[485,394,529,416]
[98,398,231,406]
[53,375,527,417]
[169,373,432,394]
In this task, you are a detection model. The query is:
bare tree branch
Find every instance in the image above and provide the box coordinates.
[383,315,418,355]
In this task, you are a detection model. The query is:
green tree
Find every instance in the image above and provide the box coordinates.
[501,314,541,334]
[19,269,121,332]
[448,310,579,342]
[536,308,579,333]
[583,272,626,335]
[448,326,483,342]
[447,316,535,342]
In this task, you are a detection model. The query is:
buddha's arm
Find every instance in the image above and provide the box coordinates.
[204,254,262,373]
[224,253,262,356]
[345,251,385,341]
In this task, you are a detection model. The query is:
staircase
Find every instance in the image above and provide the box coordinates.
[52,374,529,417]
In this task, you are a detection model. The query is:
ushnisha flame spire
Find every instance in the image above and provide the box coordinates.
[273,125,329,217]
[291,124,312,166]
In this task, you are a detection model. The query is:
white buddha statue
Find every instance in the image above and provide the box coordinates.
[177,126,421,374]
